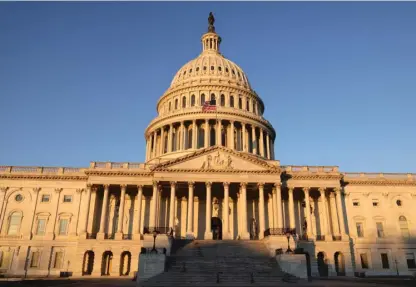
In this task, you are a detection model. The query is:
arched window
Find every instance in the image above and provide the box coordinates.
[198,127,205,148]
[182,96,186,108]
[210,93,216,105]
[191,95,195,107]
[246,100,250,111]
[210,126,216,146]
[8,211,22,235]
[238,97,243,109]
[175,99,178,110]
[230,96,234,107]
[169,102,171,111]
[220,94,225,106]
[399,216,410,238]
[200,94,205,105]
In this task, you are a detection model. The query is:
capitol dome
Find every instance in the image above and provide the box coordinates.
[145,13,276,163]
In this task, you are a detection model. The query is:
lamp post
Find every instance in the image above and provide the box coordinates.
[285,232,292,254]
[151,230,158,253]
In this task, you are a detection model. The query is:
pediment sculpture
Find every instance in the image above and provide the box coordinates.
[201,151,233,170]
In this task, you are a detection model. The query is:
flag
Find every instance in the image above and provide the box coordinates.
[202,100,216,112]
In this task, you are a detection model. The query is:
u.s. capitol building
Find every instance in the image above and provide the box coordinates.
[0,13,415,279]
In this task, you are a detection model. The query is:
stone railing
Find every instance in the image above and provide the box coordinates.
[343,172,415,181]
[283,166,339,173]
[0,166,86,175]
[89,162,150,170]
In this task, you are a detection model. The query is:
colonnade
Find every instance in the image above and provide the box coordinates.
[83,182,347,241]
[145,120,274,161]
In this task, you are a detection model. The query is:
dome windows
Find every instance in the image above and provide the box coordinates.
[225,67,229,73]
[230,96,234,107]
[191,95,195,107]
[196,67,200,72]
[175,99,178,110]
[203,66,207,71]
[396,199,402,207]
[218,66,222,72]
[200,94,205,104]
[183,71,186,75]
[189,69,192,73]
[220,94,225,106]
[182,96,186,108]
[232,69,235,75]
[211,66,214,71]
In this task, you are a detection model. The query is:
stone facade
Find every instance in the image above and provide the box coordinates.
[0,14,415,279]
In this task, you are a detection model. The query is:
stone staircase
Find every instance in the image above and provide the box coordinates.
[139,240,300,286]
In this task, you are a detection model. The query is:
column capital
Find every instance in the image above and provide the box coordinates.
[329,192,336,199]
[240,182,247,188]
[103,184,110,189]
[188,181,195,188]
[274,182,282,188]
[86,183,93,189]
[288,187,294,193]
[76,188,84,194]
[333,187,341,193]
[33,187,41,193]
[272,187,277,194]
[137,184,143,190]
[257,182,265,188]
[54,188,62,194]
[318,187,326,193]
[302,187,311,193]
[205,181,212,188]
[223,182,230,187]
[152,181,158,188]
[0,186,8,193]
[91,186,98,193]
[169,181,176,188]
[120,184,127,190]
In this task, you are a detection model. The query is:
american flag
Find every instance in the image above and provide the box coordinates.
[202,100,216,112]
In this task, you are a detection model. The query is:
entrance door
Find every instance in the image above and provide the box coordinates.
[211,217,222,240]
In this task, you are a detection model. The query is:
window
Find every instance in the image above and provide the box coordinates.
[406,253,416,269]
[210,66,214,71]
[360,253,369,269]
[41,194,50,203]
[218,66,222,72]
[30,251,40,268]
[230,96,234,107]
[210,93,216,102]
[36,219,46,235]
[246,100,250,111]
[399,216,410,238]
[168,102,171,111]
[381,253,390,269]
[54,252,63,269]
[182,96,186,108]
[376,222,385,238]
[15,194,23,202]
[353,201,360,207]
[63,195,72,203]
[203,66,207,71]
[396,199,402,207]
[200,94,205,105]
[58,219,69,235]
[196,67,199,72]
[220,94,225,106]
[225,67,229,73]
[238,97,242,109]
[0,251,12,269]
[7,212,22,235]
[372,200,379,207]
[356,222,364,238]
[191,95,195,107]
[253,102,257,114]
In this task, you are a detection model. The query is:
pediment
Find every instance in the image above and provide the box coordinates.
[152,146,280,174]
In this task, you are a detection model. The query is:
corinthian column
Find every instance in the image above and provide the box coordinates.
[115,185,127,239]
[81,184,93,237]
[258,183,265,239]
[252,126,257,155]
[288,187,295,230]
[134,185,143,239]
[230,121,235,149]
[97,184,110,240]
[242,123,247,152]
[319,187,332,240]
[335,187,347,238]
[275,183,283,229]
[186,182,194,238]
[192,120,197,149]
[149,181,158,229]
[223,182,230,239]
[303,187,313,239]
[160,127,165,154]
[204,119,209,148]
[152,131,157,158]
[217,120,222,146]
[240,183,250,239]
[204,182,213,239]
[259,129,265,157]
[168,124,173,153]
[169,182,176,230]
[266,133,270,159]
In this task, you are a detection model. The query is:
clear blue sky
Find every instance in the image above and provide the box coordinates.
[1,2,415,173]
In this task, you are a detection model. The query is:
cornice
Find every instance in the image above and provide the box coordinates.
[0,174,88,181]
[288,174,343,181]
[145,110,275,138]
[343,179,416,187]
[85,170,153,177]
[154,168,280,174]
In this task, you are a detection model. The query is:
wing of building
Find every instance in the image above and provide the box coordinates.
[0,13,415,279]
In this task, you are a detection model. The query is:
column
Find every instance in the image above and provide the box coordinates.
[275,183,283,229]
[335,187,347,238]
[186,182,194,238]
[145,138,150,160]
[288,187,295,230]
[303,187,313,239]
[251,126,257,155]
[115,185,126,239]
[217,120,222,146]
[149,181,158,229]
[81,184,92,236]
[319,188,332,240]
[223,182,230,239]
[192,120,197,149]
[160,127,165,155]
[266,133,270,159]
[97,184,110,239]
[258,183,265,239]
[272,187,278,228]
[230,121,235,149]
[180,121,184,150]
[242,123,247,152]
[168,124,173,152]
[152,131,157,158]
[134,185,143,239]
[329,192,339,236]
[240,183,250,239]
[259,129,265,157]
[169,182,176,229]
[204,182,213,239]
[204,119,209,148]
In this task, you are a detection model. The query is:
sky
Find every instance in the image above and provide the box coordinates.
[0,2,415,173]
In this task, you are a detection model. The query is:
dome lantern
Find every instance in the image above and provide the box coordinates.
[201,12,221,54]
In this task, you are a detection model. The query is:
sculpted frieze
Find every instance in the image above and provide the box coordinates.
[201,151,233,170]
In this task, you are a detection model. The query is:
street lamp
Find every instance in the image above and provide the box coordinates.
[285,232,292,254]
[151,230,158,253]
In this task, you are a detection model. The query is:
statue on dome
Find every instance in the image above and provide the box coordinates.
[208,12,215,32]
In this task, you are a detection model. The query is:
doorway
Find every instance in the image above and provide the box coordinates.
[211,217,222,240]
[334,252,346,276]
[317,252,329,277]
[101,251,113,276]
